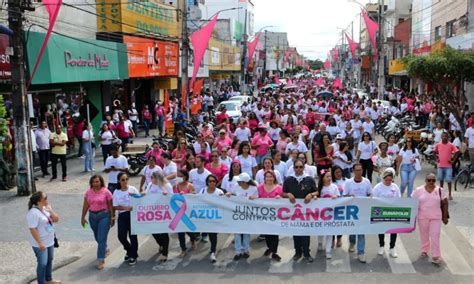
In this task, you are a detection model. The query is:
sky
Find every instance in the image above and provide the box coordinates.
[253,0,372,60]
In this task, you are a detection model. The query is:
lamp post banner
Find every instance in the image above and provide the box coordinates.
[131,195,419,236]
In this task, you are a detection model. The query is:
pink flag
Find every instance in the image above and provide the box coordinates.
[247,32,261,67]
[362,9,379,57]
[190,14,219,90]
[27,0,62,88]
[316,77,324,86]
[333,77,343,90]
[323,59,330,69]
[345,33,359,58]
[284,49,292,62]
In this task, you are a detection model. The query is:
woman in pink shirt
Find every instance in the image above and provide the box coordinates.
[251,127,274,165]
[172,138,188,169]
[411,173,449,265]
[257,170,282,261]
[206,150,229,186]
[213,129,233,152]
[81,175,114,270]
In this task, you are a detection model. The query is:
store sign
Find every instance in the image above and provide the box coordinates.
[96,0,180,38]
[123,36,179,77]
[0,35,11,80]
[26,32,129,84]
[64,51,109,69]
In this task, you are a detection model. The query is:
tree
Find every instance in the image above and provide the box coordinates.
[402,46,474,131]
[308,59,324,70]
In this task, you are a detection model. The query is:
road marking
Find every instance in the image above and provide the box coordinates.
[107,236,150,269]
[152,238,182,271]
[326,237,351,273]
[268,236,294,274]
[441,229,474,275]
[456,225,474,248]
[213,234,237,272]
[385,238,416,274]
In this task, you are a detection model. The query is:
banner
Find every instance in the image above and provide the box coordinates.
[131,195,418,236]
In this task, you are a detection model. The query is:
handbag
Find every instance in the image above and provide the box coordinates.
[35,207,59,248]
[439,187,450,222]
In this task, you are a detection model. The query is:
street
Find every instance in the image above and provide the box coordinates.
[0,135,472,284]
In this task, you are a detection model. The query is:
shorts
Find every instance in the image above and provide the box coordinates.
[437,167,453,183]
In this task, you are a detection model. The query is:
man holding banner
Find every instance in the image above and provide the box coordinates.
[282,159,319,263]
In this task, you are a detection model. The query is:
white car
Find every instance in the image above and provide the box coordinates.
[216,101,242,123]
[372,99,391,111]
[228,95,251,105]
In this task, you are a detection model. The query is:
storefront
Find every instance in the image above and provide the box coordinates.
[26,31,129,133]
[207,38,241,91]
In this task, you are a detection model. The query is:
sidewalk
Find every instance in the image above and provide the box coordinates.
[0,131,154,283]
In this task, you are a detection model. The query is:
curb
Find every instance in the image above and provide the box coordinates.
[22,255,81,284]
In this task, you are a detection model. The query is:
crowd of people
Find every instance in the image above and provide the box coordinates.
[27,77,471,283]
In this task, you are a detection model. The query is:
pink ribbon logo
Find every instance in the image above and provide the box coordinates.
[168,195,196,231]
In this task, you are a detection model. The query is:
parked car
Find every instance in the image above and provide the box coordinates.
[228,95,251,105]
[216,101,242,123]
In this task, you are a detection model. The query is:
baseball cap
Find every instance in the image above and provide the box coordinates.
[235,173,257,186]
[382,167,396,179]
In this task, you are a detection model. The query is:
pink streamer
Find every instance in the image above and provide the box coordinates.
[361,9,379,58]
[189,14,219,90]
[27,0,62,88]
[345,32,359,59]
[247,32,261,67]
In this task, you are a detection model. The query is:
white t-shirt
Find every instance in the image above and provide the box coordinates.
[274,161,288,178]
[232,185,258,198]
[334,151,351,169]
[320,184,340,198]
[219,156,232,169]
[234,127,251,142]
[372,183,401,198]
[26,208,54,248]
[268,127,281,141]
[100,130,114,146]
[362,121,375,134]
[113,186,140,212]
[199,187,224,195]
[163,161,178,186]
[82,130,93,142]
[193,142,211,154]
[124,120,133,134]
[343,177,372,196]
[255,169,283,185]
[433,128,444,144]
[285,141,308,154]
[221,174,239,193]
[236,155,257,177]
[189,168,211,193]
[286,164,317,178]
[105,155,129,184]
[128,109,138,121]
[464,127,474,148]
[398,149,419,165]
[358,141,377,160]
[350,120,363,139]
[327,126,340,138]
[141,165,163,188]
[146,183,172,194]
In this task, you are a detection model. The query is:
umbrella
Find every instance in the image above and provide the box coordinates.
[317,91,333,99]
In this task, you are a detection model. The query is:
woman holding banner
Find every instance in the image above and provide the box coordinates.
[258,170,283,261]
[317,169,340,259]
[221,160,242,194]
[372,168,400,258]
[199,174,225,263]
[174,169,197,257]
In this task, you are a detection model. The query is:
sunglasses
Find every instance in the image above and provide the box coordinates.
[426,179,436,182]
[211,155,218,158]
[294,166,304,169]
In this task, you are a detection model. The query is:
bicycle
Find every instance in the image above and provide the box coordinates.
[454,164,473,191]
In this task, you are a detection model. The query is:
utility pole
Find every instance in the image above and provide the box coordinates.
[377,0,385,99]
[240,9,248,95]
[262,30,267,81]
[180,1,190,118]
[8,0,35,196]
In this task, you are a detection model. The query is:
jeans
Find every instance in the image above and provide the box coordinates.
[32,245,54,284]
[349,234,365,255]
[378,233,397,249]
[76,135,83,157]
[152,233,169,256]
[234,233,250,253]
[131,120,138,134]
[293,236,311,256]
[157,116,164,135]
[38,149,50,175]
[360,158,374,183]
[118,212,138,259]
[143,119,151,137]
[50,154,67,179]
[101,144,111,165]
[83,142,93,171]
[400,164,417,197]
[89,211,110,261]
[107,183,118,194]
[178,232,197,251]
[437,167,453,183]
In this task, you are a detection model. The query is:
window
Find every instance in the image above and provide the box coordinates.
[446,20,456,38]
[435,26,442,41]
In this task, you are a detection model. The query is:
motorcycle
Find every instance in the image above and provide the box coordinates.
[123,145,151,176]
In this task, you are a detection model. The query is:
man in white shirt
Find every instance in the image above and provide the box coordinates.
[189,156,211,192]
[104,145,129,193]
[234,122,251,142]
[35,121,52,177]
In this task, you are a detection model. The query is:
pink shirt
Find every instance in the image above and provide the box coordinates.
[215,137,232,152]
[412,186,447,220]
[84,187,112,212]
[251,134,273,156]
[434,142,458,168]
[257,184,283,198]
[205,163,229,182]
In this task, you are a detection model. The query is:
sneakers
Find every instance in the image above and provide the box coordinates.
[210,252,217,263]
[271,253,282,262]
[128,258,137,266]
[179,251,187,258]
[46,280,62,284]
[389,248,398,258]
[159,255,167,263]
[263,249,272,257]
[242,252,250,259]
[326,252,332,259]
[378,247,384,255]
[257,235,266,242]
[305,255,314,263]
[62,176,67,182]
[292,253,302,261]
[349,243,356,253]
[420,252,428,258]
[233,254,241,261]
[96,261,105,270]
[358,254,366,263]
[431,257,442,265]
[124,254,130,262]
[201,235,209,243]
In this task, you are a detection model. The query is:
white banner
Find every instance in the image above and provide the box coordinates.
[131,195,419,236]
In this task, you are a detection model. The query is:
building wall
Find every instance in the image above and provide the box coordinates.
[203,0,254,37]
[431,0,469,43]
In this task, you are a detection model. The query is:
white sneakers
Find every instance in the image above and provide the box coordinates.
[326,252,332,259]
[378,247,384,255]
[378,247,398,258]
[358,254,366,263]
[210,252,217,263]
